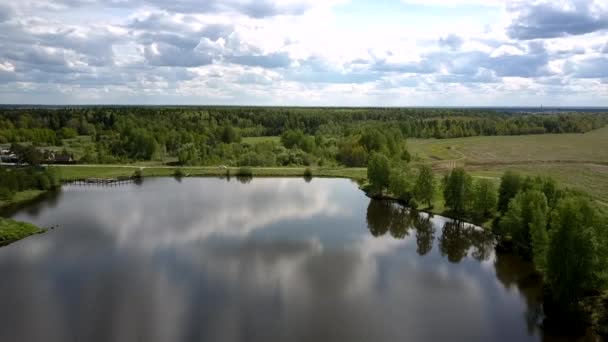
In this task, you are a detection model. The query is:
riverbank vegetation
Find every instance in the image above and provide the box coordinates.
[365,157,608,337]
[0,167,61,205]
[0,217,45,246]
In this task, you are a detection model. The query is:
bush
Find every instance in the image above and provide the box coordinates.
[133,169,143,179]
[303,168,313,178]
[173,169,185,178]
[0,187,14,201]
[237,167,253,176]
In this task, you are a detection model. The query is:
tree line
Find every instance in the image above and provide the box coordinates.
[0,107,606,167]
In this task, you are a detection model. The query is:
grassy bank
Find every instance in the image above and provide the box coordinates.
[56,165,368,182]
[0,217,45,246]
[0,189,48,212]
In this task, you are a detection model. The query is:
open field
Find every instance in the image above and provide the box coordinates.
[409,126,608,203]
[409,126,608,165]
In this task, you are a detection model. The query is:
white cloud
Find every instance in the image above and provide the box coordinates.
[0,0,606,105]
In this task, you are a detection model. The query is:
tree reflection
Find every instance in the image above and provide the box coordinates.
[494,252,544,337]
[366,200,414,239]
[366,200,392,237]
[366,200,493,262]
[412,212,435,256]
[439,221,493,263]
[236,175,253,184]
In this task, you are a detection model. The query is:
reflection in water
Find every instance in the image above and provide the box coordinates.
[413,213,435,256]
[0,178,554,342]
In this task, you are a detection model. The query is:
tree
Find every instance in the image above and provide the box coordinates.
[389,168,414,202]
[12,144,43,166]
[367,153,391,191]
[498,190,548,257]
[498,171,521,213]
[442,168,473,215]
[472,178,497,218]
[546,197,598,307]
[414,165,435,208]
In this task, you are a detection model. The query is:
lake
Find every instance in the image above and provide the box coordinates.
[1,177,550,342]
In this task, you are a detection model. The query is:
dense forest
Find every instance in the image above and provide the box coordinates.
[0,107,606,167]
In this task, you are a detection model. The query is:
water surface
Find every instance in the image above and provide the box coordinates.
[1,177,547,342]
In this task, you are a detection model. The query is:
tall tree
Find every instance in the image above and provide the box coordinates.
[442,168,473,215]
[472,178,497,218]
[498,190,548,257]
[414,165,435,208]
[546,197,598,307]
[498,171,521,213]
[367,153,391,192]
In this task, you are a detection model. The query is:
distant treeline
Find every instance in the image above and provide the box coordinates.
[0,107,606,167]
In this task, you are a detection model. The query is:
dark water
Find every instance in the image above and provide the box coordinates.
[1,177,551,342]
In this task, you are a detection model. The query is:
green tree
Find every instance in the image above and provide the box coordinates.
[414,165,435,208]
[498,171,521,213]
[389,168,414,202]
[546,197,598,307]
[472,178,497,218]
[442,168,473,215]
[367,153,391,192]
[498,190,548,257]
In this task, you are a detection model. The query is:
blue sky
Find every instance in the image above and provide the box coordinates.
[0,0,607,105]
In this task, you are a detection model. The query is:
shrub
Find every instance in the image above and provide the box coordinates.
[133,169,143,179]
[237,167,253,176]
[303,168,313,178]
[173,169,185,178]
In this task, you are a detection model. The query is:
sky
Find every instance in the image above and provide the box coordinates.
[0,0,607,106]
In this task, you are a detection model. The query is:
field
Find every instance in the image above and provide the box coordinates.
[409,126,608,203]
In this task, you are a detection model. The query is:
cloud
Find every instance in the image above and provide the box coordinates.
[507,0,608,40]
[0,4,12,22]
[228,52,292,69]
[36,0,327,17]
[439,34,464,50]
[565,57,608,78]
[0,0,607,105]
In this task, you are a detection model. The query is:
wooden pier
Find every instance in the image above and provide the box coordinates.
[67,178,136,186]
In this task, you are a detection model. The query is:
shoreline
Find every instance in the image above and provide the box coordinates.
[0,217,46,247]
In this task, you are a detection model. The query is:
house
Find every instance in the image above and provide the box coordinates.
[54,154,74,164]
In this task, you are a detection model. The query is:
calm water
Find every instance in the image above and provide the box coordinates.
[1,177,549,342]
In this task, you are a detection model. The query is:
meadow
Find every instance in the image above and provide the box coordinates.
[409,126,608,204]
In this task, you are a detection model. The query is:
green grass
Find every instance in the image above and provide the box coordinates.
[0,189,47,210]
[242,136,281,144]
[408,126,608,203]
[55,165,368,181]
[410,126,608,164]
[0,217,45,246]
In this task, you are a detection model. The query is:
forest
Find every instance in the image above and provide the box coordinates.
[0,106,606,167]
